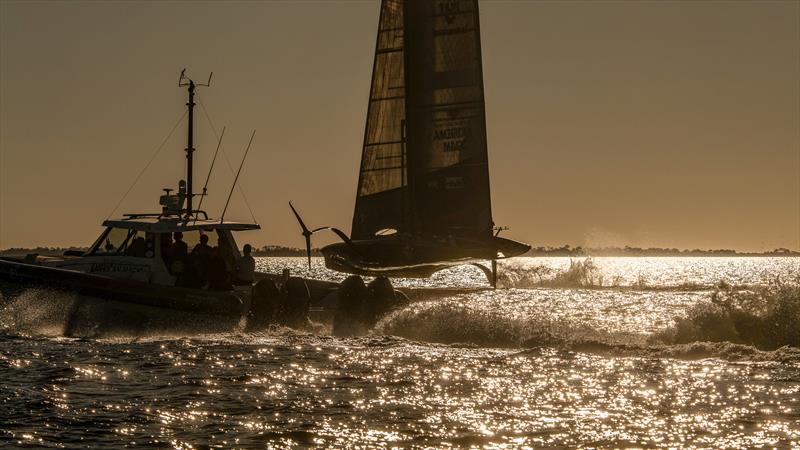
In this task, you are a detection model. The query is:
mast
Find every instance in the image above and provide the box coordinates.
[186,79,196,215]
[178,69,212,218]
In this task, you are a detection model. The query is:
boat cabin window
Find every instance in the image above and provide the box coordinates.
[159,229,224,268]
[183,230,219,250]
[124,231,155,258]
[89,228,154,257]
[89,228,128,255]
[158,229,240,274]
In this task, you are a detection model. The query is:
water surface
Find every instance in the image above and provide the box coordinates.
[1,257,798,448]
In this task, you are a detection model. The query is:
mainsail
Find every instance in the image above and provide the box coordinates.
[352,0,492,241]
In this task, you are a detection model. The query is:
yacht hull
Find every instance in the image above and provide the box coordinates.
[320,235,530,278]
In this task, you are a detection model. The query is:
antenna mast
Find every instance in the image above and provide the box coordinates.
[178,69,213,219]
[220,130,256,223]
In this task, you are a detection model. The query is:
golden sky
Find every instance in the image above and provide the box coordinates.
[1,0,798,251]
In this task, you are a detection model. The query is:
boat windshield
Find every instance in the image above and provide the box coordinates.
[89,228,155,257]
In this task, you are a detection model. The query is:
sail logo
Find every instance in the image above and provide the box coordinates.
[434,125,471,153]
[438,0,459,24]
[445,176,464,189]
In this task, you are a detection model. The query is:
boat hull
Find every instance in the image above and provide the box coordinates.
[320,235,530,278]
[0,258,248,317]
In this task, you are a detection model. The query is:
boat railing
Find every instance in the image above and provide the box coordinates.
[122,210,210,221]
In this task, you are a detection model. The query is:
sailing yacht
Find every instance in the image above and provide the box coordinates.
[292,0,530,286]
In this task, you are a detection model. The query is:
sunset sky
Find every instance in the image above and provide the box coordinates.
[1,0,798,252]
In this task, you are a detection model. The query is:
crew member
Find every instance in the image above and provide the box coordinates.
[192,233,213,285]
[192,234,213,258]
[171,231,188,256]
[207,247,231,290]
[160,233,173,267]
[126,236,147,257]
[170,231,189,281]
[233,244,256,285]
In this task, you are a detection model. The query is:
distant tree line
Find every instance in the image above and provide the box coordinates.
[0,246,88,256]
[1,245,797,257]
[526,245,799,257]
[250,245,322,257]
[0,245,323,257]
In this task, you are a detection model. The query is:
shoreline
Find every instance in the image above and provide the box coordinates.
[2,246,797,258]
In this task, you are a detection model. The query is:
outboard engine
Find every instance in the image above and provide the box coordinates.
[333,275,368,337]
[276,277,311,328]
[364,277,400,327]
[248,279,281,330]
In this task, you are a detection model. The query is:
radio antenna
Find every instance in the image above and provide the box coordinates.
[220,130,256,223]
[177,68,213,219]
[194,125,226,222]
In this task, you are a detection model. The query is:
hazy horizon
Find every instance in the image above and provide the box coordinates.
[1,0,798,252]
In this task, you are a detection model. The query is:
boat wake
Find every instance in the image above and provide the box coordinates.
[498,257,747,291]
[373,285,800,362]
[375,301,627,348]
[2,278,797,363]
[653,282,800,350]
[0,287,79,337]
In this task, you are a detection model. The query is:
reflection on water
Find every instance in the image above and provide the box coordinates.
[259,256,800,289]
[1,257,799,447]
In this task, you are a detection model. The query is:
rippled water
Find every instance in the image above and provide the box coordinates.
[1,257,799,448]
[260,256,800,289]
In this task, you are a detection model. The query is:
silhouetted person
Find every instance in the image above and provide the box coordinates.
[171,232,188,258]
[126,236,147,257]
[192,234,213,284]
[170,232,187,273]
[207,247,231,291]
[192,234,213,258]
[160,233,173,268]
[170,232,192,286]
[232,244,255,285]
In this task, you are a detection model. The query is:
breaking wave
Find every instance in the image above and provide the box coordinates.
[498,257,608,289]
[652,281,800,350]
[374,301,631,348]
[499,257,741,291]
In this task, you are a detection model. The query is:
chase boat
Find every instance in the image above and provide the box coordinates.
[0,72,327,324]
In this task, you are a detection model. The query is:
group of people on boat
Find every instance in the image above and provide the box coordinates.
[160,231,255,290]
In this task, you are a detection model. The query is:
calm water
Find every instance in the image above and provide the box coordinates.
[1,257,799,448]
